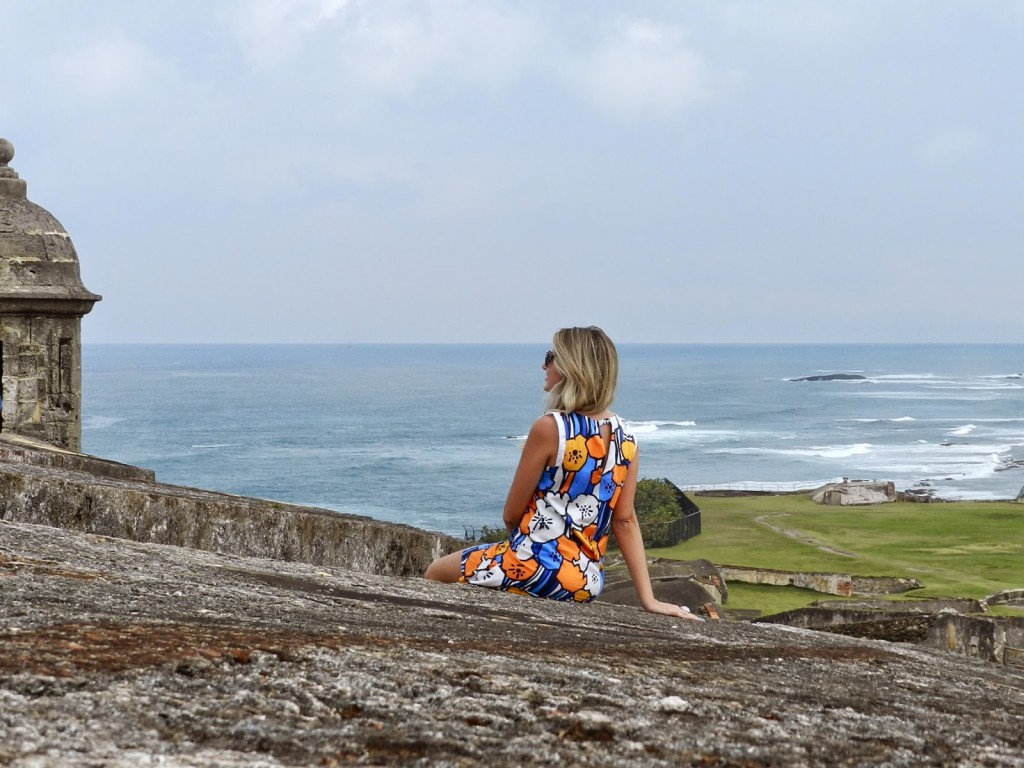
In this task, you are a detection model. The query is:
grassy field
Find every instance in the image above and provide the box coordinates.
[647,494,1024,615]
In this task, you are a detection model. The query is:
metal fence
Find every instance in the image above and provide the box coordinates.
[464,507,703,548]
[637,509,702,549]
[683,481,820,494]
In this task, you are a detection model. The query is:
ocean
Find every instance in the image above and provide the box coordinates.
[81,344,1024,537]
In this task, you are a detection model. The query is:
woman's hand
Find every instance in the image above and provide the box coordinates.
[642,599,706,622]
[611,451,706,624]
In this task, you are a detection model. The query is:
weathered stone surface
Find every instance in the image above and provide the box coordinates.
[4,518,1024,767]
[0,435,461,578]
[0,433,154,482]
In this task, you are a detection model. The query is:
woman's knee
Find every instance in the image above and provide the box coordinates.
[425,551,463,583]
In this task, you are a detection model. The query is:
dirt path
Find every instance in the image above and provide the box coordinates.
[754,514,859,558]
[753,514,965,587]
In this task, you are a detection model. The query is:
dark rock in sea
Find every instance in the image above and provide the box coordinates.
[995,457,1024,472]
[789,373,867,382]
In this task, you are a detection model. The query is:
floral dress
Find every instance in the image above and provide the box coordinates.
[461,411,637,602]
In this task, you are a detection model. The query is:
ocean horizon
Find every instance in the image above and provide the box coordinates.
[81,343,1024,536]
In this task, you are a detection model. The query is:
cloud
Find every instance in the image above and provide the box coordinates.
[230,0,354,59]
[916,128,986,164]
[560,18,708,119]
[54,38,172,103]
[230,0,541,94]
[715,1,875,47]
[227,3,717,121]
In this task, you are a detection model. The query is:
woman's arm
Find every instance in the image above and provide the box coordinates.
[502,414,558,535]
[612,450,704,622]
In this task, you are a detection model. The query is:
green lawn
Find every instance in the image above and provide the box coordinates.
[647,494,1024,614]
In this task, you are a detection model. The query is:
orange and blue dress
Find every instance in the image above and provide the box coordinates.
[461,411,637,602]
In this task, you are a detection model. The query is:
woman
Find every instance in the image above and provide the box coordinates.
[426,326,703,623]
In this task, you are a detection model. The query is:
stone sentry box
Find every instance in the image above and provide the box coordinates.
[0,138,100,451]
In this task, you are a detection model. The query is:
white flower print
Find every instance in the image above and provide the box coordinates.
[527,496,567,542]
[567,494,600,527]
[572,552,593,574]
[514,537,535,561]
[582,560,603,595]
[468,554,504,587]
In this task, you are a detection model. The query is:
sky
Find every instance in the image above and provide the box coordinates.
[2,0,1022,344]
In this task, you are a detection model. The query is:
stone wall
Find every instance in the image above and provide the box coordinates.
[0,434,461,578]
[987,587,1024,607]
[757,599,1024,666]
[0,315,85,450]
[927,614,1024,667]
[718,563,921,597]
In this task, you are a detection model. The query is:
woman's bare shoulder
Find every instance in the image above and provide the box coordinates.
[529,413,559,438]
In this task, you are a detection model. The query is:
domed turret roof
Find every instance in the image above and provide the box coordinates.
[0,138,101,314]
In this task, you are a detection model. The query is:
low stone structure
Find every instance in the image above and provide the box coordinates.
[601,557,727,612]
[811,480,896,506]
[987,587,1024,607]
[928,613,1024,667]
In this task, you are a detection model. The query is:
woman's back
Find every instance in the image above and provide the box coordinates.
[462,410,636,602]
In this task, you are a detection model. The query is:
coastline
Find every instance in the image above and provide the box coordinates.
[81,343,1024,536]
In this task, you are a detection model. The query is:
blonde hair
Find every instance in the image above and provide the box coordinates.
[545,326,618,414]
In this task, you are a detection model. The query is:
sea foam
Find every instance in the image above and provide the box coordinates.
[82,415,124,429]
[626,420,697,433]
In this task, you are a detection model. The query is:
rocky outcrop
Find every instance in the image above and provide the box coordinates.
[0,434,460,577]
[5,518,1024,767]
[789,373,867,382]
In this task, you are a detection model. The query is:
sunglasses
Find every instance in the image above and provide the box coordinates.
[544,350,555,367]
